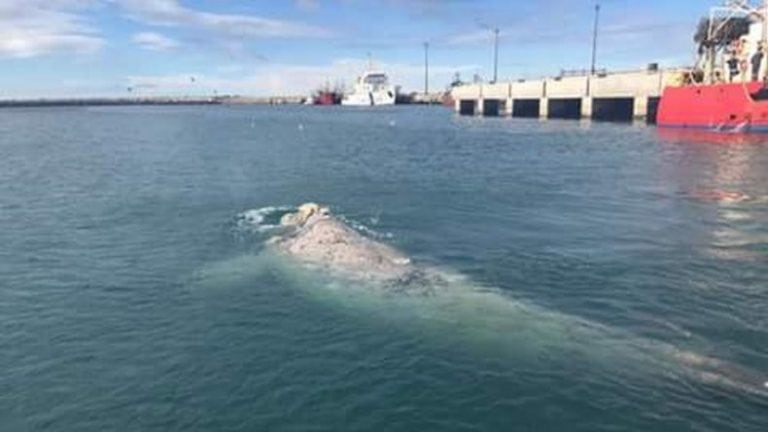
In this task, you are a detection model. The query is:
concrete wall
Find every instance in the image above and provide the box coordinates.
[482,83,511,99]
[589,72,662,98]
[452,84,482,99]
[511,80,545,99]
[451,68,687,121]
[545,76,589,98]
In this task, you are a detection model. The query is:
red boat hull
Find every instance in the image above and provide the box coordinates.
[313,91,341,105]
[657,82,768,132]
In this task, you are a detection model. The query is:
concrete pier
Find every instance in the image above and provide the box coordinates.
[452,68,684,123]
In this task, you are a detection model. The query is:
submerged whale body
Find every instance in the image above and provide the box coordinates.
[261,203,767,395]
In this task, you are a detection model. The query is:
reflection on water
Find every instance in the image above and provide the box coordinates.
[657,128,768,146]
[657,128,768,262]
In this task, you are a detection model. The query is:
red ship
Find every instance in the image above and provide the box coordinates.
[313,90,342,105]
[657,1,768,133]
[658,82,768,132]
[309,81,343,105]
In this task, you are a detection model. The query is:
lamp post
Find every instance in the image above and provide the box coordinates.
[591,1,601,75]
[478,22,500,82]
[493,27,500,83]
[424,41,429,95]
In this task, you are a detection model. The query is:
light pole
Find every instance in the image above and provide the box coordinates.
[493,27,500,83]
[424,41,429,95]
[478,22,500,82]
[591,1,601,75]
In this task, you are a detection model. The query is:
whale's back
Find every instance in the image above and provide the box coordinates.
[272,215,414,282]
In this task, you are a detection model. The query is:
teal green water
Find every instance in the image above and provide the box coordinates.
[1,106,766,431]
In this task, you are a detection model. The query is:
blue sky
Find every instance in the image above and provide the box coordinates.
[0,0,716,98]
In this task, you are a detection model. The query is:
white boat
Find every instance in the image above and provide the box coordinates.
[341,71,397,106]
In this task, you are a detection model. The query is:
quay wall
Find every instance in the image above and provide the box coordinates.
[452,68,685,122]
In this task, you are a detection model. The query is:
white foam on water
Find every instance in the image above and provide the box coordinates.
[337,214,393,240]
[236,206,293,232]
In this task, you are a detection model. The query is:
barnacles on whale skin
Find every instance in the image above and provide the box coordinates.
[269,203,417,283]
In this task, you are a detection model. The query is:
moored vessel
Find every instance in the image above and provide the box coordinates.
[313,90,342,105]
[307,82,343,105]
[658,81,768,132]
[341,70,398,106]
[658,1,768,132]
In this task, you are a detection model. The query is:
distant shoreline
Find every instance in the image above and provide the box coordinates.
[0,95,309,108]
[0,98,223,108]
[0,93,448,108]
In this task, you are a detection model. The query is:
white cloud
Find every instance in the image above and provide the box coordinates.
[443,29,495,46]
[132,31,179,51]
[296,0,319,12]
[0,0,103,58]
[116,0,333,38]
[125,58,478,97]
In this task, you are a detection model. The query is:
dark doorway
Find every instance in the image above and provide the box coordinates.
[592,98,634,122]
[459,100,476,116]
[482,99,502,117]
[512,99,540,118]
[548,98,582,120]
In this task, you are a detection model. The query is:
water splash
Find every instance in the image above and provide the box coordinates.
[235,206,294,233]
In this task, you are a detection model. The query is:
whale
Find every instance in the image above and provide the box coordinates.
[268,203,416,283]
[214,203,768,397]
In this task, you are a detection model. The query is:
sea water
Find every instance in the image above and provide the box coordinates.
[1,105,766,431]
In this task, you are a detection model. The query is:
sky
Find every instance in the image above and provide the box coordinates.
[0,0,720,99]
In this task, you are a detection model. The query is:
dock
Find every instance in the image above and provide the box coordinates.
[450,66,686,123]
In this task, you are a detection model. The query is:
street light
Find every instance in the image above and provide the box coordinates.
[591,1,601,75]
[478,22,500,83]
[493,27,500,83]
[424,41,430,95]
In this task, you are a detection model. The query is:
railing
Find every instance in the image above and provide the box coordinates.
[452,65,689,89]
[557,68,608,78]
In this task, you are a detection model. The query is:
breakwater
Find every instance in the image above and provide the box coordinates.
[0,95,312,108]
[0,97,224,108]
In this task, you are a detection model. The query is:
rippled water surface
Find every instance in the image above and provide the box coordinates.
[1,106,766,431]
